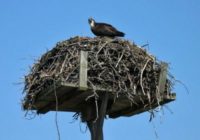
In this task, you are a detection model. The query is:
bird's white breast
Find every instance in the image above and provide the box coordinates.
[90,20,95,27]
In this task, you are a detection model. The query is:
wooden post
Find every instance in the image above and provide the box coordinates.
[157,62,168,101]
[79,50,109,140]
[79,51,88,90]
[86,93,109,140]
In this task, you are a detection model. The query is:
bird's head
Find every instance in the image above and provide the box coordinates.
[88,18,95,27]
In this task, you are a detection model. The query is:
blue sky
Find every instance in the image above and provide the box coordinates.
[0,0,200,140]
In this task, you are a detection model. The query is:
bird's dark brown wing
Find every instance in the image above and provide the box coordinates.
[104,25,119,35]
[91,22,125,37]
[93,24,117,36]
[97,22,113,27]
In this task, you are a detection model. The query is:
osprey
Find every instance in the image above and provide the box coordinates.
[88,18,125,37]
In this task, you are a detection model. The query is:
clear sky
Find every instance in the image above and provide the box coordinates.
[0,0,200,140]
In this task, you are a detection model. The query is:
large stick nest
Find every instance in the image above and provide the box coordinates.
[23,36,173,112]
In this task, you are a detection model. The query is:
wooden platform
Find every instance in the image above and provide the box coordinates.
[23,51,176,119]
[23,80,175,118]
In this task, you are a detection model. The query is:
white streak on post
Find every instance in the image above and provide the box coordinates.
[157,62,168,101]
[79,51,88,90]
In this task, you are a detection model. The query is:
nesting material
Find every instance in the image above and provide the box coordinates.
[23,36,175,119]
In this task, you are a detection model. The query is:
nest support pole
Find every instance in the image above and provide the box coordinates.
[79,50,109,140]
[85,93,109,140]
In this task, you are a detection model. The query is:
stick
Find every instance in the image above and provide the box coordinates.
[140,59,151,95]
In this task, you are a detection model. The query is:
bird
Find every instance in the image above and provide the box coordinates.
[88,18,125,38]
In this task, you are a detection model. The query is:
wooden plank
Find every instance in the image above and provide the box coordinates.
[23,84,62,110]
[122,95,176,117]
[157,62,168,101]
[36,87,79,114]
[109,93,176,118]
[23,83,81,112]
[79,51,88,90]
[52,90,92,112]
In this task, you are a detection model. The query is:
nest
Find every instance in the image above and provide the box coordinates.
[23,36,173,116]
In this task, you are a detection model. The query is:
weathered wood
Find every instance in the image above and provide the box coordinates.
[86,93,109,140]
[23,84,73,111]
[109,93,176,118]
[24,78,175,118]
[54,90,91,111]
[79,51,88,90]
[96,93,109,140]
[37,87,79,114]
[157,62,168,101]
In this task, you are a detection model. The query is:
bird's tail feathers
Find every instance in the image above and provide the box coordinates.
[117,31,125,37]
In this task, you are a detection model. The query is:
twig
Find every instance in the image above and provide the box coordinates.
[151,120,160,140]
[115,50,125,68]
[141,43,149,48]
[93,97,99,123]
[164,105,174,114]
[59,54,68,74]
[85,79,99,101]
[140,59,151,95]
[175,79,190,94]
[86,79,99,123]
[53,80,61,140]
